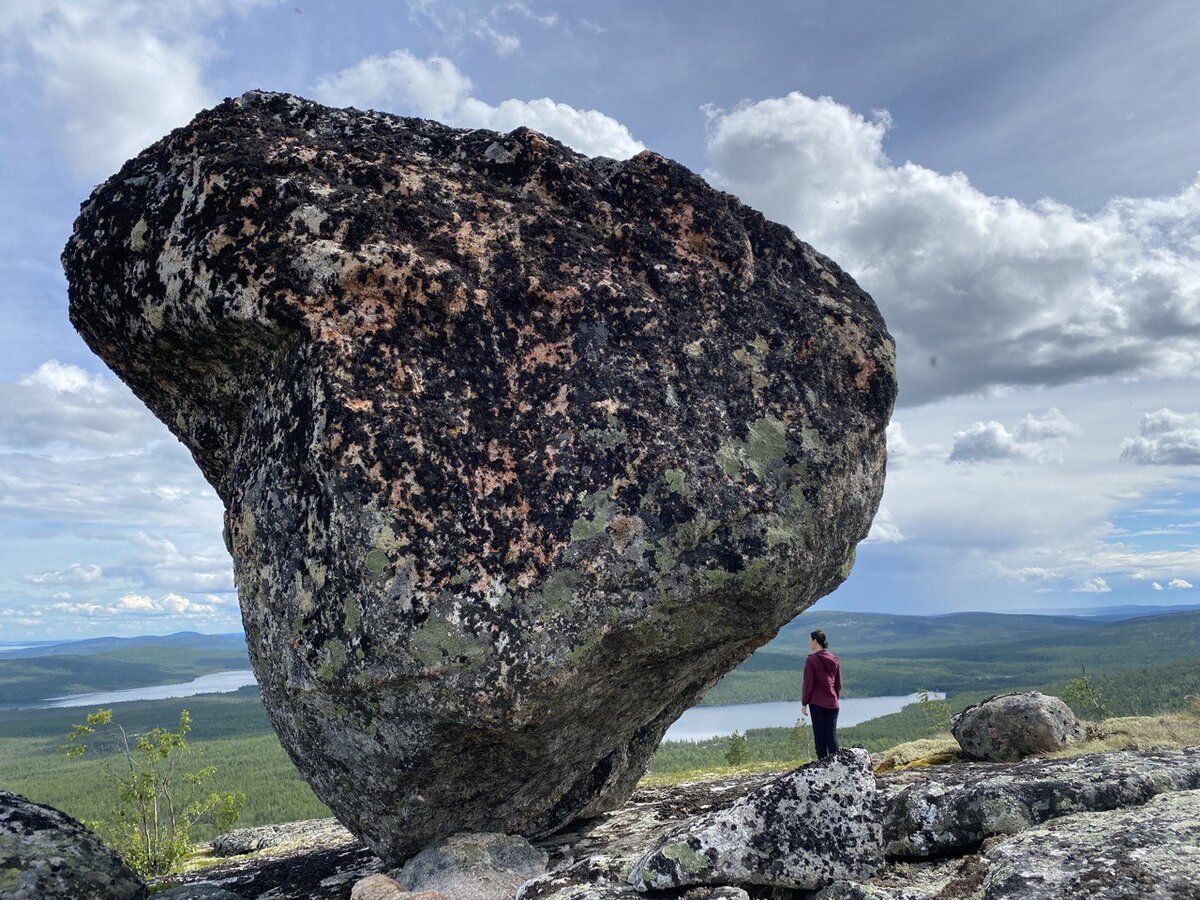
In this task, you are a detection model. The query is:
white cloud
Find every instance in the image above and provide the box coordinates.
[864,506,905,544]
[949,408,1077,464]
[702,93,1200,405]
[1121,408,1200,465]
[26,563,106,586]
[312,50,472,121]
[313,49,645,159]
[1169,578,1194,589]
[0,361,166,454]
[0,1,269,179]
[53,591,222,618]
[885,421,944,467]
[1072,577,1112,593]
[1154,581,1165,590]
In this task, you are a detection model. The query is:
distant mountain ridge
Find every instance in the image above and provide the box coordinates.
[0,631,245,660]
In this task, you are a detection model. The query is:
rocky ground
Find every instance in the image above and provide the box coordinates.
[143,745,1200,900]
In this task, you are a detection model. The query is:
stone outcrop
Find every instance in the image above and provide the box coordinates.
[950,692,1083,762]
[982,789,1200,899]
[63,90,895,863]
[0,790,146,899]
[880,746,1200,858]
[151,746,1200,899]
[212,818,354,857]
[628,750,882,892]
[397,832,548,899]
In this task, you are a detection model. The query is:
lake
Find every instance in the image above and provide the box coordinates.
[28,673,941,739]
[29,670,258,709]
[662,692,946,742]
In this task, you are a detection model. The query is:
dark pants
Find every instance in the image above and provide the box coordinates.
[810,704,840,759]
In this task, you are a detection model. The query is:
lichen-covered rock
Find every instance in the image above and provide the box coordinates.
[628,750,883,892]
[950,692,1083,762]
[63,90,895,864]
[155,885,247,899]
[0,790,147,899]
[397,831,548,899]
[211,818,353,857]
[880,747,1200,858]
[982,789,1200,899]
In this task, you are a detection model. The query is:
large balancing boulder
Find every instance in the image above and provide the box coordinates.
[63,91,895,863]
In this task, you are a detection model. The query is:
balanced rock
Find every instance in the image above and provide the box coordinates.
[628,749,884,892]
[63,90,895,863]
[950,691,1084,762]
[0,790,146,899]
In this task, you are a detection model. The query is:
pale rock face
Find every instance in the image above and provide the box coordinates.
[628,750,884,891]
[63,90,895,864]
[0,791,147,900]
[880,746,1200,858]
[396,831,548,899]
[950,692,1084,762]
[349,873,409,900]
[982,788,1200,899]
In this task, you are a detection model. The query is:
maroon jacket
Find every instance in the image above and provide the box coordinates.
[802,649,842,709]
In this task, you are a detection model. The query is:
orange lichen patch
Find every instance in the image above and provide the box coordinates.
[239,186,264,209]
[544,384,570,417]
[824,315,878,391]
[522,339,577,372]
[345,398,374,412]
[592,398,624,414]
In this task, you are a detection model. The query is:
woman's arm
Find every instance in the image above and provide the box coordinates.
[801,655,813,706]
[834,662,842,698]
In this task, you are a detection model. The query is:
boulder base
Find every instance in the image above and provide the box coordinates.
[63,90,895,863]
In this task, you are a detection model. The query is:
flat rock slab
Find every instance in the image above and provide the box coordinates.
[982,788,1200,899]
[628,750,883,892]
[213,818,354,857]
[879,747,1200,858]
[0,790,147,900]
[64,89,895,864]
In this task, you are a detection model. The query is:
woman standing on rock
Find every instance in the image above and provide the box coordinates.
[802,629,842,759]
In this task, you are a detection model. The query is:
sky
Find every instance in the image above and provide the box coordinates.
[0,0,1198,639]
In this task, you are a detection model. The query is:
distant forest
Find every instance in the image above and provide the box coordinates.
[2,609,1198,830]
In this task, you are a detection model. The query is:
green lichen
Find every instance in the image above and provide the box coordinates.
[570,490,615,541]
[716,444,741,477]
[664,468,687,495]
[745,415,788,477]
[541,569,582,612]
[316,641,349,682]
[343,596,362,632]
[365,548,390,577]
[840,546,857,580]
[408,619,486,669]
[660,840,708,874]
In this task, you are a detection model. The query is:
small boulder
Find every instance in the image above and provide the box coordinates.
[628,749,883,892]
[397,831,549,900]
[350,873,409,899]
[0,790,146,899]
[950,692,1084,762]
[983,788,1200,898]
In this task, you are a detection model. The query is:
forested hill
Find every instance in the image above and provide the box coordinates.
[700,607,1200,705]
